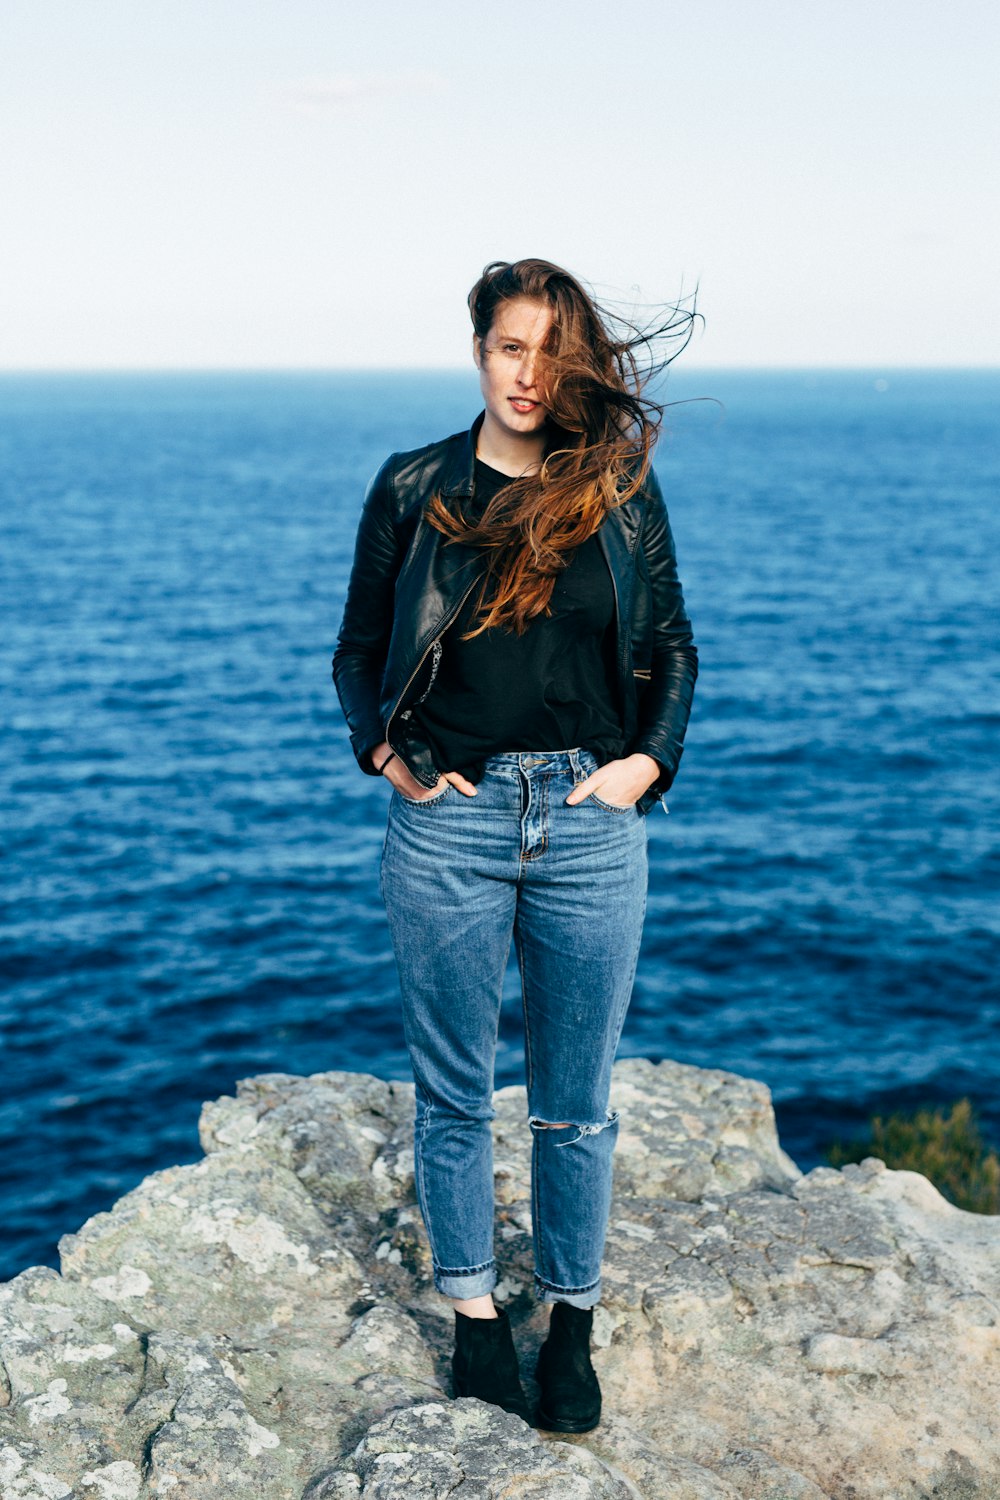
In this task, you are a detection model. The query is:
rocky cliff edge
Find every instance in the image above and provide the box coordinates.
[2,1057,999,1499]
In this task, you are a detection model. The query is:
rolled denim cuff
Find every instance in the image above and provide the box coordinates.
[434,1261,497,1300]
[534,1273,602,1310]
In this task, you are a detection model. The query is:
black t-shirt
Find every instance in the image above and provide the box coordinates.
[409,456,627,782]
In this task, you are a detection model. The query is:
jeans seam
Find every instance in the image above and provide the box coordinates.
[538,772,550,856]
[609,881,648,1053]
[518,769,549,862]
[414,1092,436,1259]
[517,926,535,1099]
[531,1119,546,1285]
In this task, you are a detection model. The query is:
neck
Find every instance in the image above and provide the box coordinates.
[475,410,548,477]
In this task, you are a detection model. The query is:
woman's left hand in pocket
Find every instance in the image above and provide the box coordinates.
[565,753,661,808]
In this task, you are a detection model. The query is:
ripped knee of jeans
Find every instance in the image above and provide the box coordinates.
[528,1109,620,1148]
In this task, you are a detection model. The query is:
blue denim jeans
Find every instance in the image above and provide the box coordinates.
[379,745,648,1309]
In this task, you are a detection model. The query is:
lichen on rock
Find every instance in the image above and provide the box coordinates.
[1,1056,998,1498]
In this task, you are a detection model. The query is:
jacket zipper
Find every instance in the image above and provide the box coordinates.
[383,573,482,787]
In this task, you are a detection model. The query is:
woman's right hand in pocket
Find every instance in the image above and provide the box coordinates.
[371,740,477,800]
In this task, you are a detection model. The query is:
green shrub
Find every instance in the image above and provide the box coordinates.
[824,1097,1000,1215]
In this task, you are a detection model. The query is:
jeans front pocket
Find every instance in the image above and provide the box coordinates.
[589,791,637,816]
[575,751,636,815]
[395,780,453,807]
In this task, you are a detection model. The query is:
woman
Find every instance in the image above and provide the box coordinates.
[332,258,698,1432]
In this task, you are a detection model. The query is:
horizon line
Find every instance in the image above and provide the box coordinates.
[0,363,997,377]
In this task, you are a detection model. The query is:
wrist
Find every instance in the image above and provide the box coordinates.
[366,739,391,774]
[627,751,662,790]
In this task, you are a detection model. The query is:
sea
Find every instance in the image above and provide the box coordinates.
[1,368,997,1284]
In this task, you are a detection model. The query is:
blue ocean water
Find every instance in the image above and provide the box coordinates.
[1,369,998,1283]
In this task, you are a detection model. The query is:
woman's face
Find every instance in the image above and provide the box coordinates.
[473,296,553,444]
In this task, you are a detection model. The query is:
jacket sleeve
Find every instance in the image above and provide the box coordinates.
[331,455,403,775]
[628,465,698,796]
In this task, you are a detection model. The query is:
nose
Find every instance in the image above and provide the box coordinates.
[517,349,540,390]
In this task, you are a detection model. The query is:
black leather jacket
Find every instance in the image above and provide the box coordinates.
[332,411,698,817]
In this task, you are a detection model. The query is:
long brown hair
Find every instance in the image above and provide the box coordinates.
[423,257,698,639]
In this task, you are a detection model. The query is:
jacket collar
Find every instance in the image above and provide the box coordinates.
[438,410,485,498]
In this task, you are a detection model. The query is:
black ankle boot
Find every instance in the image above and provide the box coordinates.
[535,1301,601,1433]
[452,1306,533,1425]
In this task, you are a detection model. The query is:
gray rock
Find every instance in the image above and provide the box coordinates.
[324,1398,641,1498]
[1,1057,998,1499]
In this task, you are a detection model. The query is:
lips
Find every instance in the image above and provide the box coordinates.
[509,398,539,411]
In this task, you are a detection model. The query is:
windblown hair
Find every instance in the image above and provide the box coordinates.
[423,257,699,638]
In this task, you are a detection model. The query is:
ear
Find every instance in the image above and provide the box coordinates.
[472,332,482,370]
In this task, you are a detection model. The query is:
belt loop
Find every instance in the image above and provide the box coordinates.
[568,746,582,783]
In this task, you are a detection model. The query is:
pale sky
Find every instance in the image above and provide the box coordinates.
[3,0,998,369]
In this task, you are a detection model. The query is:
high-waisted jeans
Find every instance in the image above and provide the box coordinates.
[379,745,649,1308]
